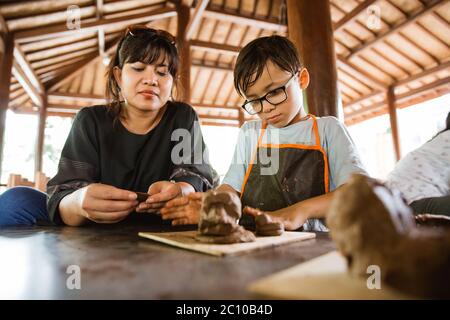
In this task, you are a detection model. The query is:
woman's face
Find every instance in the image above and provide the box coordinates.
[114,56,173,112]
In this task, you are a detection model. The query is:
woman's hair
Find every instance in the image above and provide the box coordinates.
[106,26,179,119]
[233,35,302,97]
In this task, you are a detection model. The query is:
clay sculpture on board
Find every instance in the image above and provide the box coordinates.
[196,190,256,244]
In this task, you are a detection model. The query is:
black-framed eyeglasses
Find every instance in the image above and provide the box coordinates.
[125,25,176,45]
[241,74,297,115]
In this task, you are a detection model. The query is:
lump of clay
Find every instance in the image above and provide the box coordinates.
[255,213,284,236]
[327,174,450,299]
[196,190,255,244]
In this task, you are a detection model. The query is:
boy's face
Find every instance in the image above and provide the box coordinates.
[244,60,309,128]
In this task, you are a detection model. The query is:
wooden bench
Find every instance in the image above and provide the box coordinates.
[7,172,49,192]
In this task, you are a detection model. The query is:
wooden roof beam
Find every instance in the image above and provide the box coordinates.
[346,0,448,59]
[0,15,13,181]
[48,32,124,91]
[13,44,44,94]
[201,7,287,32]
[97,0,105,57]
[396,75,450,102]
[345,60,450,108]
[345,101,386,119]
[343,90,384,110]
[49,9,171,92]
[395,60,450,86]
[337,57,387,91]
[47,92,106,104]
[345,74,450,120]
[191,39,240,56]
[31,47,98,69]
[45,51,99,89]
[14,6,177,43]
[185,0,209,40]
[0,11,7,32]
[11,61,43,107]
[192,61,234,71]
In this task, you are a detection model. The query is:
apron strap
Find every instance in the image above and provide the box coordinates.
[309,114,321,148]
[240,121,267,197]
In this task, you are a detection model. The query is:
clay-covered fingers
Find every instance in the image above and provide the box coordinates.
[135,202,163,213]
[187,192,203,201]
[160,201,200,224]
[160,207,194,220]
[163,195,190,209]
[145,188,179,204]
[243,206,264,217]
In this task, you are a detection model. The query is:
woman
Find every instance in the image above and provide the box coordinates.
[0,26,218,227]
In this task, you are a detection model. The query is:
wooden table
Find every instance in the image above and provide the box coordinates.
[0,223,335,299]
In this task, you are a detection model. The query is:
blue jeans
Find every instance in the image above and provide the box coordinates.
[0,187,50,227]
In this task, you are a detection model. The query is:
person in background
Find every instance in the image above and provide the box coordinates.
[387,111,450,217]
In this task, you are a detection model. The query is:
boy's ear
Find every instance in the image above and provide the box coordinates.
[298,68,310,90]
[113,66,122,88]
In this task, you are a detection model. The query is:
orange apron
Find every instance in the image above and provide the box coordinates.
[240,115,329,231]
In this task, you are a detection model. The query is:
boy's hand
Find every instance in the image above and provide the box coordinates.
[160,192,203,226]
[243,205,307,231]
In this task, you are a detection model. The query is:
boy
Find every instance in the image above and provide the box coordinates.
[157,35,366,231]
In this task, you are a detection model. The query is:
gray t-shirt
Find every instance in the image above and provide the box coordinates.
[387,131,450,204]
[223,116,367,193]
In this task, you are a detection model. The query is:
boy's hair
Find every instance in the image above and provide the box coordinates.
[233,35,302,97]
[105,26,179,120]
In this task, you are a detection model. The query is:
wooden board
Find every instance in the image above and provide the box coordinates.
[248,251,416,299]
[138,230,316,257]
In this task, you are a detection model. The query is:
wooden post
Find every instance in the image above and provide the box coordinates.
[177,1,191,104]
[287,0,339,117]
[387,86,401,161]
[35,93,47,173]
[0,31,13,182]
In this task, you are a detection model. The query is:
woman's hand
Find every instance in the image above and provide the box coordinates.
[243,205,308,231]
[76,183,139,224]
[160,192,203,226]
[136,181,194,214]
